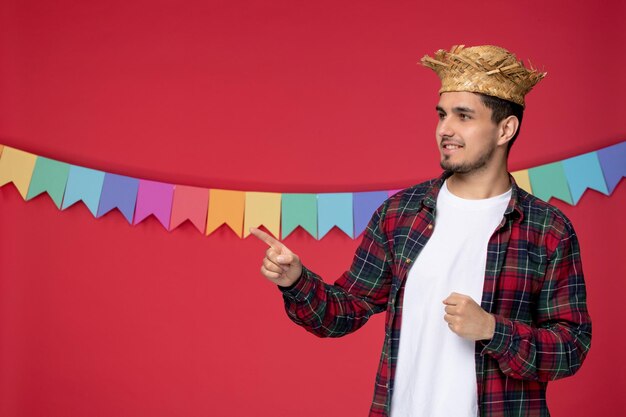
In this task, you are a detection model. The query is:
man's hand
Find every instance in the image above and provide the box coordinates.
[250,227,303,288]
[443,292,496,341]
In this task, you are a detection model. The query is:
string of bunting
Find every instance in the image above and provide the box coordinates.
[0,142,623,240]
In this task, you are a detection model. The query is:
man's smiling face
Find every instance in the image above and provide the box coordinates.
[435,91,502,174]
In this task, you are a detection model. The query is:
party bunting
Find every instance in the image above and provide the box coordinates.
[562,152,609,204]
[353,191,388,237]
[97,174,139,224]
[597,141,626,194]
[62,166,106,216]
[0,147,38,199]
[244,192,281,239]
[206,189,245,237]
[133,180,175,229]
[318,193,353,239]
[26,157,71,208]
[281,193,318,239]
[170,185,209,233]
[0,141,623,240]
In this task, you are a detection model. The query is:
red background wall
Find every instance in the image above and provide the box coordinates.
[1,1,624,416]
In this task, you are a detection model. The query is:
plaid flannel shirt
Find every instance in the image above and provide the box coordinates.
[281,171,592,417]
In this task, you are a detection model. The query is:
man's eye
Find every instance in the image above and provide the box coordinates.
[459,113,470,120]
[437,113,445,120]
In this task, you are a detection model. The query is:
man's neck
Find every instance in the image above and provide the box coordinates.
[446,167,511,200]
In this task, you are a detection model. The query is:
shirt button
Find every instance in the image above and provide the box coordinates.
[427,224,433,230]
[405,258,411,264]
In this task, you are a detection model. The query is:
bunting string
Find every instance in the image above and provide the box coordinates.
[0,141,624,240]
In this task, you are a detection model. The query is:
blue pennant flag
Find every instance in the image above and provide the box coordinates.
[562,152,609,204]
[353,191,388,237]
[597,141,625,194]
[97,173,139,223]
[62,166,106,216]
[317,193,353,239]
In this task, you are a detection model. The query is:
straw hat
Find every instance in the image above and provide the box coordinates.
[420,45,546,107]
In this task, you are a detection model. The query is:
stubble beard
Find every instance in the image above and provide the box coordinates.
[440,144,496,174]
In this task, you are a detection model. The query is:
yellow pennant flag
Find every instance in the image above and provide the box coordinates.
[512,169,532,194]
[243,192,281,239]
[206,189,246,237]
[0,146,38,199]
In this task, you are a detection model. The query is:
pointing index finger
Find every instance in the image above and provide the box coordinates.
[250,227,281,249]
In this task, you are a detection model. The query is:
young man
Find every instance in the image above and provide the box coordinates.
[251,45,591,417]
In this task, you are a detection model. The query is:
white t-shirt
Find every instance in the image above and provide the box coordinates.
[390,180,511,417]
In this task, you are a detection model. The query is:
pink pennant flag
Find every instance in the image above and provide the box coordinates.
[169,185,209,233]
[133,179,175,229]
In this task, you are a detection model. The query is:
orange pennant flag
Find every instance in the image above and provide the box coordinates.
[0,146,38,199]
[206,189,245,237]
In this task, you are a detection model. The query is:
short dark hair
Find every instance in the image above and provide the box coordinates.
[477,93,524,152]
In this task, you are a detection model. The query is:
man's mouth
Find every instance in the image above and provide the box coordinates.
[443,144,463,150]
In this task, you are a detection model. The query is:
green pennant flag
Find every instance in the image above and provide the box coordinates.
[26,157,71,208]
[528,161,573,205]
[281,193,318,239]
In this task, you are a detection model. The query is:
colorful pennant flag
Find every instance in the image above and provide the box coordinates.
[26,157,71,208]
[281,193,318,239]
[97,173,139,223]
[244,192,281,238]
[562,152,609,204]
[170,185,209,233]
[597,141,625,194]
[0,146,38,199]
[133,180,175,229]
[206,189,245,237]
[62,166,106,216]
[511,170,532,194]
[353,191,388,237]
[318,193,353,239]
[528,162,573,205]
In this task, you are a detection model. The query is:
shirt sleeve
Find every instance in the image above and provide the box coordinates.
[480,224,592,382]
[280,203,393,338]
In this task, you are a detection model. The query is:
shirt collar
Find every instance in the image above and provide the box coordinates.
[422,171,524,221]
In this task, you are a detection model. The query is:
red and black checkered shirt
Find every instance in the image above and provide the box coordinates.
[281,172,592,417]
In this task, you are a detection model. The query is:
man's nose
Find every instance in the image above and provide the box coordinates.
[437,118,454,138]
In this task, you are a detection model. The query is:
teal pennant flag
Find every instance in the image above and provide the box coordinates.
[26,157,71,208]
[562,152,609,204]
[528,162,573,205]
[281,193,318,239]
[62,166,106,216]
[317,193,353,239]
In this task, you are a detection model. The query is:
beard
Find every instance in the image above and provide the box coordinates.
[439,143,496,174]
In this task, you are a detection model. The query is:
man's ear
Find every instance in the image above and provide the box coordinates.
[498,115,519,146]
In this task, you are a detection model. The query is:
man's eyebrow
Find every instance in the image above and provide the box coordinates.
[452,106,475,113]
[435,105,476,113]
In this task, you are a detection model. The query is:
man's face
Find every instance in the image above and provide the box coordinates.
[435,91,501,174]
